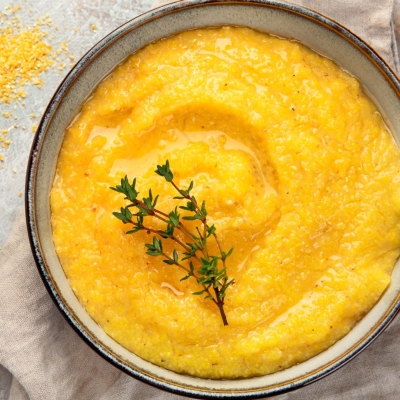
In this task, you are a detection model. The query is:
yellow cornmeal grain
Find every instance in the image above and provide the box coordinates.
[50,27,400,379]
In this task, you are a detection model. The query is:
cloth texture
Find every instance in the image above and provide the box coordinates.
[2,0,400,399]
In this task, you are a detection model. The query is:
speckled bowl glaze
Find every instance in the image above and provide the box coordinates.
[26,0,400,398]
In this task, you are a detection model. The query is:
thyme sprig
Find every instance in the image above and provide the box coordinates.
[110,161,234,326]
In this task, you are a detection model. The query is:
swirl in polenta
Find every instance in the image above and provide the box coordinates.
[50,27,400,379]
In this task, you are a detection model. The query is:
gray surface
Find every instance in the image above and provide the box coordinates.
[0,0,153,397]
[0,0,153,249]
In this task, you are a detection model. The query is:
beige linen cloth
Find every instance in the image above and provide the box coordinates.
[2,0,400,399]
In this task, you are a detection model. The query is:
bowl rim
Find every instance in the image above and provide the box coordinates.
[25,0,400,398]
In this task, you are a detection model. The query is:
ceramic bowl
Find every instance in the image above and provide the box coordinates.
[26,0,400,398]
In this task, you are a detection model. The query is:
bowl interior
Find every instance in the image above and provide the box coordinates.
[26,0,400,398]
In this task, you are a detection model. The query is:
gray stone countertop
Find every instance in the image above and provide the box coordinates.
[0,0,153,248]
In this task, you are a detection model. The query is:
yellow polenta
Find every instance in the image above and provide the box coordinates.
[50,26,400,378]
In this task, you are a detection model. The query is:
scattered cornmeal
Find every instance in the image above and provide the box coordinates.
[50,27,400,379]
[0,9,54,104]
[0,5,73,163]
